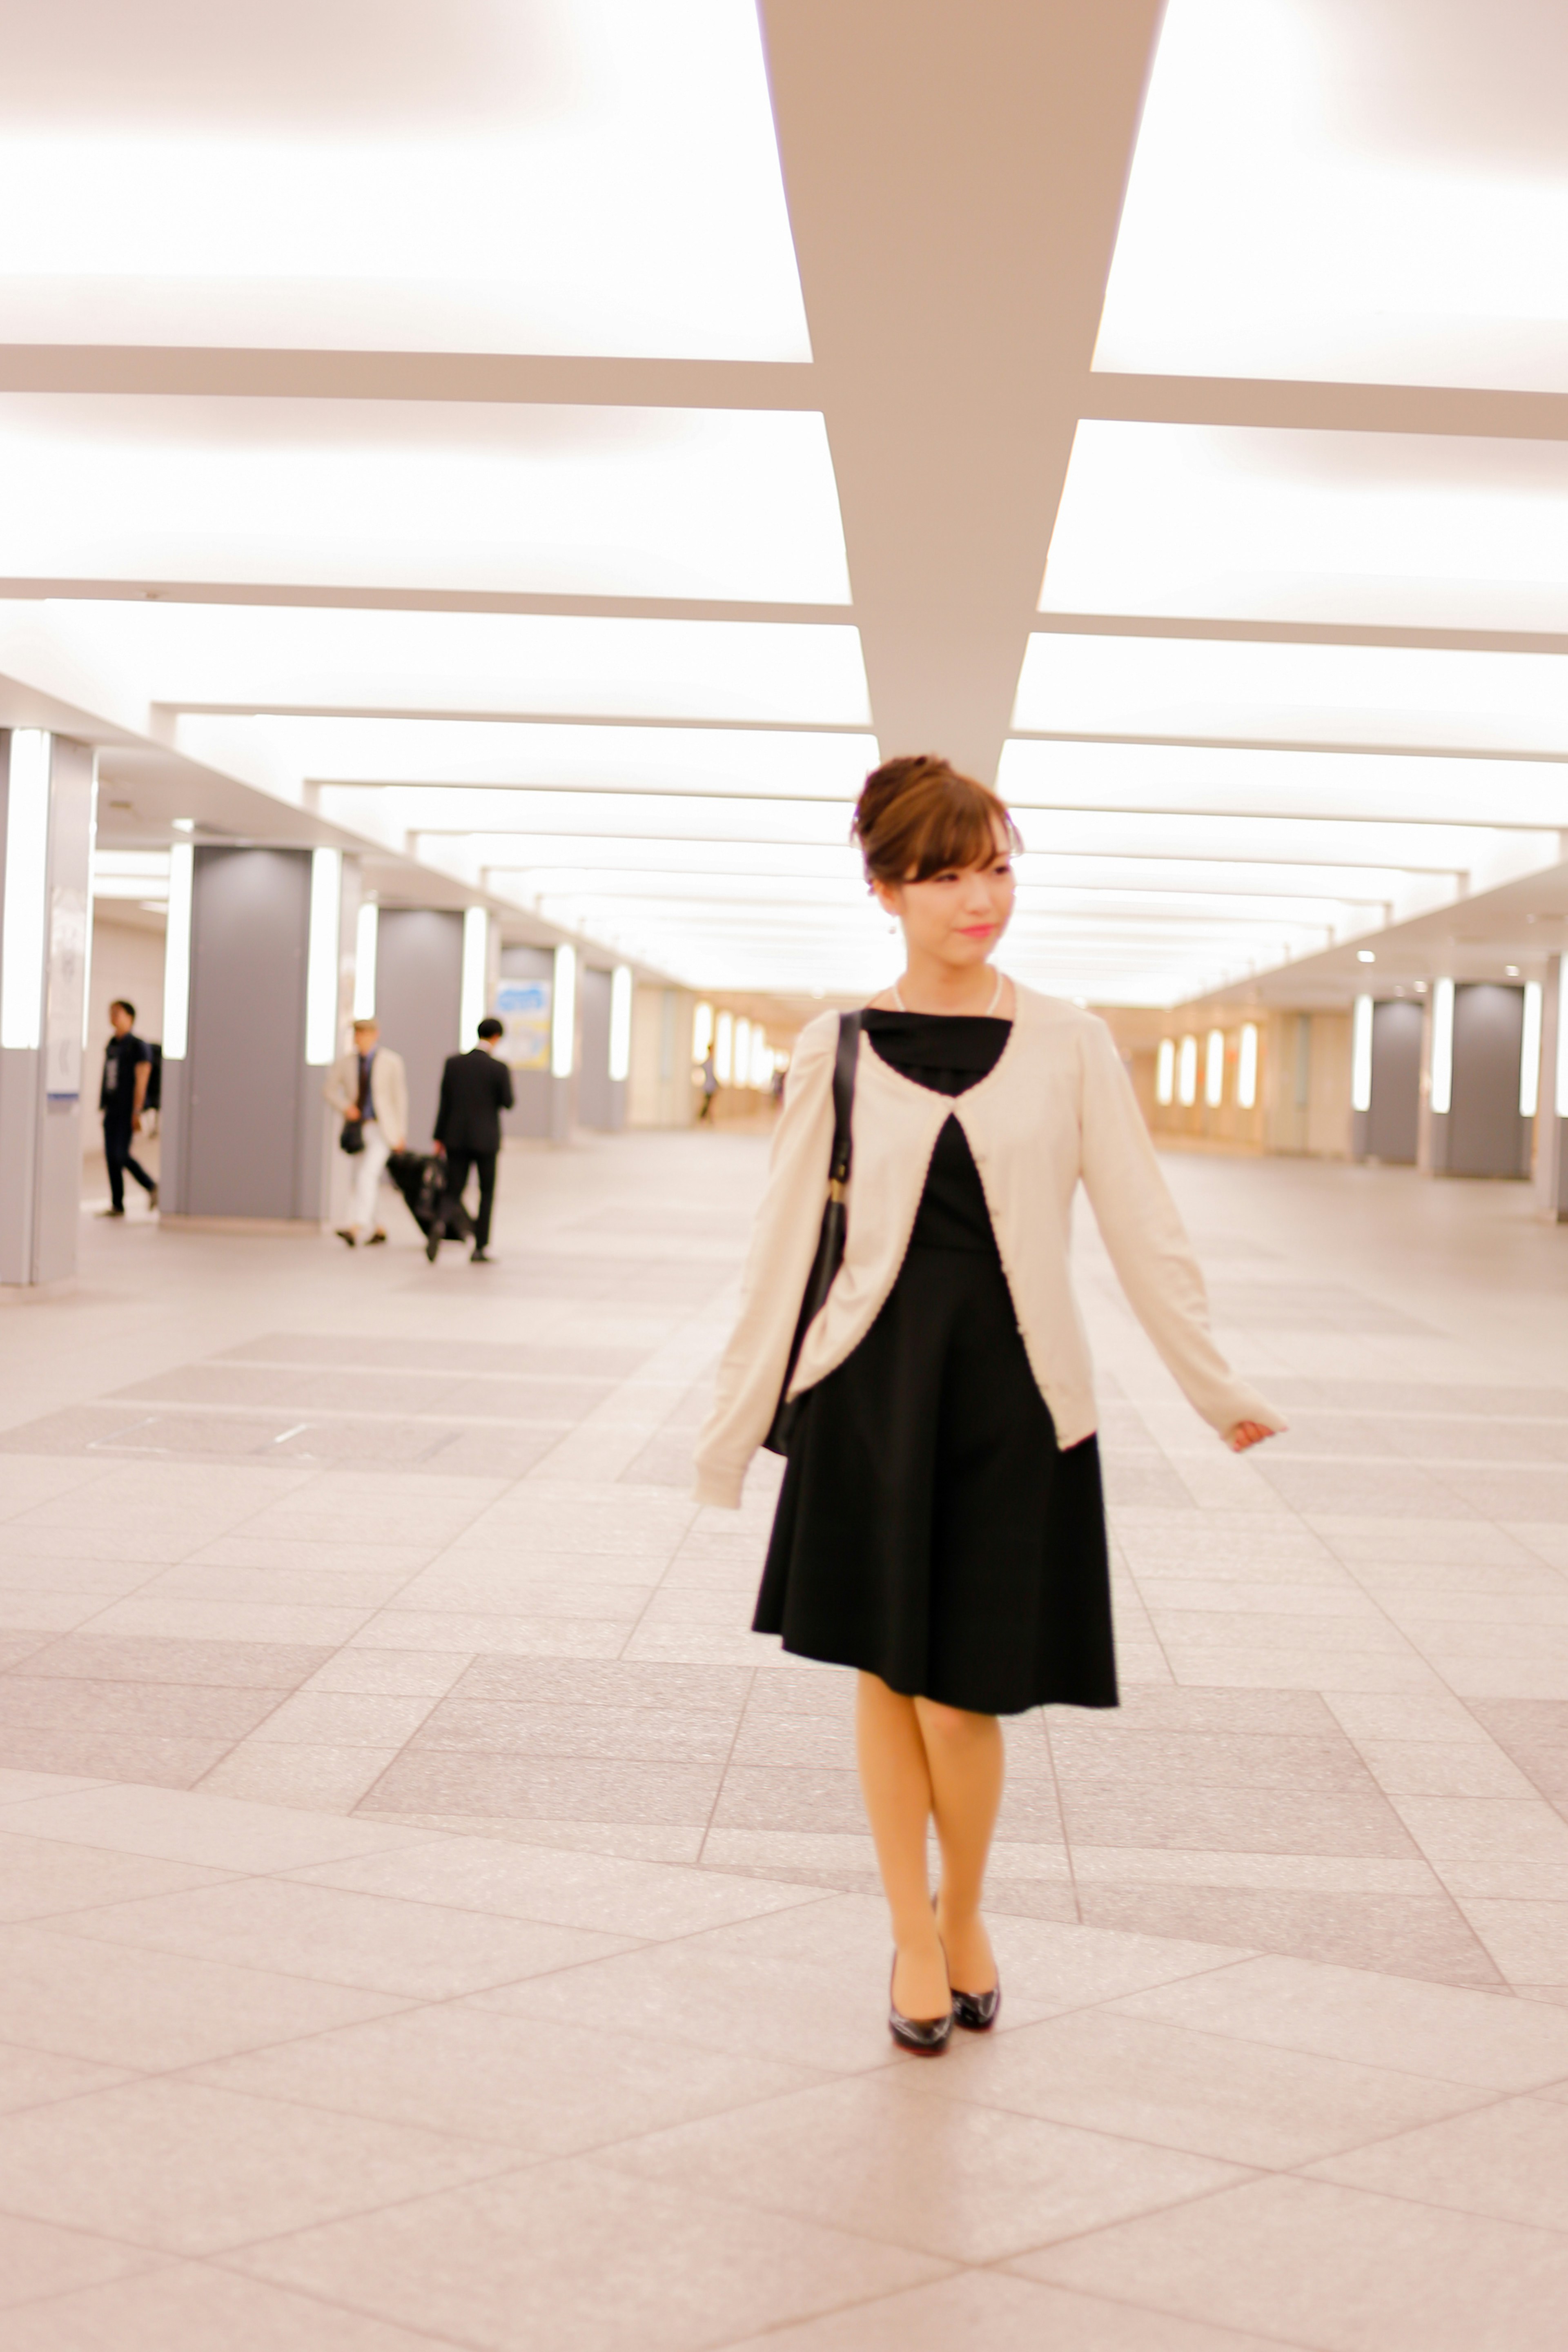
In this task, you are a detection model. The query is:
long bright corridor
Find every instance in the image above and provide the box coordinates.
[2,1137,1568,2348]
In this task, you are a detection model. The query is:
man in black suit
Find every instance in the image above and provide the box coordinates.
[432,1017,514,1263]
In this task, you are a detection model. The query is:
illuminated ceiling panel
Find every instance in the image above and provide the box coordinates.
[1042,422,1568,632]
[1098,0,1568,390]
[0,399,851,603]
[1011,633,1568,756]
[49,604,871,726]
[1001,738,1568,830]
[222,717,875,796]
[0,0,808,358]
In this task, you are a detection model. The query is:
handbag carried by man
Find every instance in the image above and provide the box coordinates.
[763,1011,861,1456]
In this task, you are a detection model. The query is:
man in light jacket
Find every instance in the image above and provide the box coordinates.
[324,1018,408,1246]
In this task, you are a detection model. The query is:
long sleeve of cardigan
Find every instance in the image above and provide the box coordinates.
[691,1020,838,1508]
[1076,1020,1287,1440]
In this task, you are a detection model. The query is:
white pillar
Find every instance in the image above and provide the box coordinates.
[0,731,95,1286]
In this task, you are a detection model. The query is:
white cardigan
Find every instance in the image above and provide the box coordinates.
[693,985,1285,1510]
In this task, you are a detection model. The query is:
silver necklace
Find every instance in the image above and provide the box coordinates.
[889,969,1005,1016]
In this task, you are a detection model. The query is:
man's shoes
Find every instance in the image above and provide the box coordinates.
[147,1184,159,1211]
[97,1206,125,1218]
[366,1229,387,1246]
[425,1230,441,1263]
[335,1228,357,1247]
[470,1247,494,1263]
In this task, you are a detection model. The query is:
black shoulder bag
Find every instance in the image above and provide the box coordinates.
[762,1011,861,1457]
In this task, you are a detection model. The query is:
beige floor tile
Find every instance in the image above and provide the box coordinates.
[1309,2091,1568,2229]
[0,1830,232,1922]
[0,2211,159,2312]
[1456,1898,1568,1983]
[912,2005,1487,2167]
[1390,1795,1568,1864]
[1015,2172,1568,2352]
[293,1833,824,1939]
[83,1598,375,1646]
[0,2039,132,2116]
[1,2262,470,2351]
[0,1920,405,2069]
[0,2076,517,2255]
[721,2269,1294,2352]
[0,1781,428,1871]
[597,2072,1245,2264]
[298,1650,471,1697]
[196,1742,403,1810]
[232,2156,947,2352]
[349,1610,628,1658]
[193,2001,825,2156]
[1108,1952,1568,2087]
[1353,1740,1538,1797]
[59,1874,633,1999]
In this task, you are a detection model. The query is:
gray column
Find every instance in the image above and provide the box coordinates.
[1353,999,1421,1165]
[374,909,463,1150]
[1536,956,1568,1222]
[159,845,350,1227]
[1430,982,1531,1180]
[0,731,95,1287]
[576,964,626,1133]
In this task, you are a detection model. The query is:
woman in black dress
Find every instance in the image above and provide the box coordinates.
[696,755,1280,2052]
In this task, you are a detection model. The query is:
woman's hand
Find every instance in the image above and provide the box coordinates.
[1226,1421,1274,1453]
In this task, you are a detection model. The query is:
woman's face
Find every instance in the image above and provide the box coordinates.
[873,826,1016,969]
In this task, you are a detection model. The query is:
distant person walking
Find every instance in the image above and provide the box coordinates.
[98,999,156,1217]
[697,1048,719,1122]
[325,1017,408,1246]
[433,1017,514,1264]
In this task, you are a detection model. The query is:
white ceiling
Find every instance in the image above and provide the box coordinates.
[4,0,1568,1007]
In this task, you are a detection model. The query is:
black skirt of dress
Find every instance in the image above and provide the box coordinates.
[753,1011,1118,1717]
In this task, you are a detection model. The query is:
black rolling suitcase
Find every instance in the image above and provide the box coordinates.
[385,1151,474,1250]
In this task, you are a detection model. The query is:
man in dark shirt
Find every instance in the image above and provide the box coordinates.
[432,1017,514,1263]
[99,999,157,1217]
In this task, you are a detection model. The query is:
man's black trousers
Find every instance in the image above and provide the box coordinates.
[442,1150,497,1249]
[103,1118,155,1211]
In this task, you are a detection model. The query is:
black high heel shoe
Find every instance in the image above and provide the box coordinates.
[933,1894,1001,2031]
[888,1956,953,2054]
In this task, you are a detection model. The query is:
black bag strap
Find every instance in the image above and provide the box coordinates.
[827,1011,862,1195]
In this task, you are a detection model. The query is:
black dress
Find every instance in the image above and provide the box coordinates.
[753,1011,1117,1717]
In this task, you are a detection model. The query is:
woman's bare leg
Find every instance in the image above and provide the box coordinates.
[855,1672,949,2018]
[914,1699,1003,1994]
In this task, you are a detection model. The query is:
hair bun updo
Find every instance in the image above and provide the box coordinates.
[851,755,1021,887]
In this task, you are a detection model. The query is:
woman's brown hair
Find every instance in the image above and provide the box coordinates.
[851,755,1021,886]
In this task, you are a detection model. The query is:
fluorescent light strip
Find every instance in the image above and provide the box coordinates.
[460,909,489,1051]
[304,848,342,1067]
[0,729,51,1051]
[1352,996,1374,1114]
[1521,983,1543,1120]
[1431,980,1455,1116]
[354,900,378,1022]
[162,842,194,1060]
[608,966,633,1083]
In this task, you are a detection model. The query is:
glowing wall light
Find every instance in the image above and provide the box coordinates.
[714,1010,734,1085]
[1177,1033,1198,1106]
[1351,995,1374,1114]
[1,729,50,1051]
[692,1000,714,1063]
[1156,1038,1175,1105]
[608,964,633,1082]
[734,1018,752,1088]
[551,943,576,1076]
[1431,979,1455,1115]
[353,900,378,1021]
[1559,961,1568,1120]
[1521,981,1543,1118]
[460,907,489,1049]
[80,772,99,1051]
[1205,1028,1225,1108]
[749,1025,772,1088]
[161,840,194,1060]
[1238,1022,1259,1110]
[304,848,342,1066]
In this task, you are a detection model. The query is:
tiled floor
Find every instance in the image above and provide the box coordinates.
[2,1130,1568,2345]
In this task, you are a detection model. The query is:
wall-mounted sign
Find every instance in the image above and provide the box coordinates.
[497,977,551,1072]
